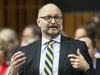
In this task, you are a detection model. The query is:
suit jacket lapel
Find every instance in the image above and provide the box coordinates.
[58,35,70,75]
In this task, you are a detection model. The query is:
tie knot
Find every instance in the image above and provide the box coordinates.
[47,40,55,45]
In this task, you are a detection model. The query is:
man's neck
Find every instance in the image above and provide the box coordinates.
[42,33,60,40]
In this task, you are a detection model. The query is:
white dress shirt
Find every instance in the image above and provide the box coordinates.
[39,35,61,75]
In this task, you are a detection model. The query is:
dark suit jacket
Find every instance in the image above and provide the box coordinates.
[12,43,20,57]
[96,58,100,75]
[18,35,96,75]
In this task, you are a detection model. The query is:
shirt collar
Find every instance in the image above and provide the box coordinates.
[42,34,61,45]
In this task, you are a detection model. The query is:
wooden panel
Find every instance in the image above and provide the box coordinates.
[63,13,75,38]
[0,0,4,5]
[6,0,17,30]
[18,0,25,5]
[26,0,37,25]
[7,0,17,5]
[17,0,25,41]
[7,10,17,30]
[63,12,93,38]
[0,0,4,29]
[26,0,36,5]
[18,10,25,41]
[75,13,83,28]
[37,0,43,5]
[26,9,37,25]
[83,13,93,24]
[0,10,4,29]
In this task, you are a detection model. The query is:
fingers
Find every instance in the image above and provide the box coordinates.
[71,61,79,65]
[13,57,26,65]
[72,64,79,69]
[70,58,78,62]
[12,52,25,62]
[12,51,23,59]
[13,57,26,68]
[68,54,78,59]
[15,60,25,68]
[70,58,79,65]
[11,51,26,68]
[71,61,80,70]
[71,62,74,65]
[77,48,82,56]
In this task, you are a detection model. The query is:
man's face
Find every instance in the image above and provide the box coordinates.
[21,28,34,41]
[37,4,63,36]
[79,37,96,60]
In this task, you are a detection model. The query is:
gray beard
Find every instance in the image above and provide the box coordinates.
[41,24,63,35]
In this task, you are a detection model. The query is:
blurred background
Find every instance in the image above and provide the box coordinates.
[0,0,100,45]
[0,1,100,74]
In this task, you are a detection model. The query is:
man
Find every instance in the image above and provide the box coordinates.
[78,36,100,75]
[9,3,96,75]
[21,25,41,42]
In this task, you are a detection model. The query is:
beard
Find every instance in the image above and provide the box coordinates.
[40,23,63,36]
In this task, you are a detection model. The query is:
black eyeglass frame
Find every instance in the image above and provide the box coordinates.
[39,16,62,22]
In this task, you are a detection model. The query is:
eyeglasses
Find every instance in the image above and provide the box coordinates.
[39,16,62,22]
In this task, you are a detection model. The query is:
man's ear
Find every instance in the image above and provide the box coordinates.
[37,18,41,27]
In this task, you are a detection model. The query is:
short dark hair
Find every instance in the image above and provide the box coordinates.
[78,36,96,49]
[25,25,42,38]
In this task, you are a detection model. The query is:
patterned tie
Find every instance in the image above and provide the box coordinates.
[44,40,55,75]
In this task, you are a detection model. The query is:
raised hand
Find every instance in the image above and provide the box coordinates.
[68,49,89,72]
[10,51,26,75]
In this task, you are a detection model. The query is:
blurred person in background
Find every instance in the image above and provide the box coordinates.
[74,25,95,40]
[84,21,100,58]
[78,36,100,75]
[74,22,100,58]
[21,38,36,47]
[8,25,41,56]
[0,28,19,63]
[21,25,41,42]
[92,13,100,23]
[0,38,8,75]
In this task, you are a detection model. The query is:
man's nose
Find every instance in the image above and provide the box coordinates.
[51,18,56,24]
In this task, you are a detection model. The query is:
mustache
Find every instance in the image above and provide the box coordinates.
[48,26,58,28]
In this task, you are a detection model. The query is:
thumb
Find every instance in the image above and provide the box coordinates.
[77,48,82,56]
